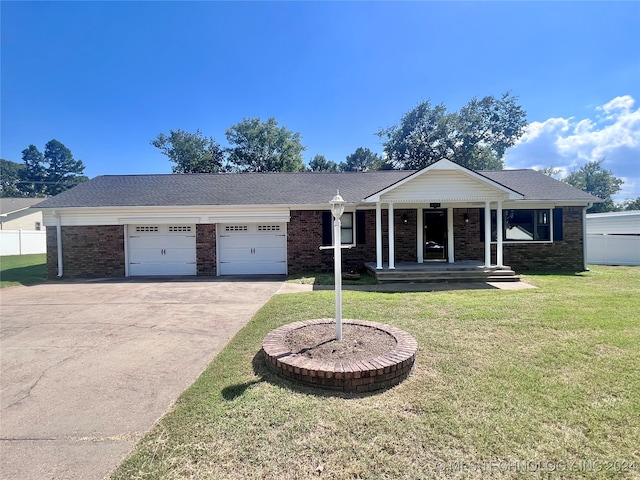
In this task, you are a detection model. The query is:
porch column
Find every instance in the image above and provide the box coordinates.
[417,208,424,263]
[496,200,504,267]
[388,203,395,269]
[376,202,383,269]
[484,201,491,267]
[447,208,454,263]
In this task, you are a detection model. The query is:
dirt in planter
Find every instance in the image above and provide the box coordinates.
[284,323,397,361]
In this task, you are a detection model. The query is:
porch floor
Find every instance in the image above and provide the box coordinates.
[364,261,519,284]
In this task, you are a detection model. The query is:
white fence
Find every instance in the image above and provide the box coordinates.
[0,230,47,256]
[587,234,640,266]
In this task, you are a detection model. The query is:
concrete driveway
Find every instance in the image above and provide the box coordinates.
[0,277,284,480]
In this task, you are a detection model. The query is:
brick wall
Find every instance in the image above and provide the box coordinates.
[47,225,125,278]
[287,209,419,274]
[196,224,216,275]
[453,206,585,271]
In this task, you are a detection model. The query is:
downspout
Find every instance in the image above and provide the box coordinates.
[56,213,63,277]
[582,203,593,271]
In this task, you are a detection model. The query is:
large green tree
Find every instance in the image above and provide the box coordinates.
[226,117,306,172]
[151,129,225,173]
[564,160,623,213]
[0,159,26,197]
[14,140,86,196]
[339,147,387,172]
[308,154,338,172]
[378,92,527,171]
[44,140,87,195]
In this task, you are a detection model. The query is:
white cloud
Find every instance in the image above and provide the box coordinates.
[504,95,640,201]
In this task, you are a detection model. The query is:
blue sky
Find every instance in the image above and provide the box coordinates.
[2,1,639,200]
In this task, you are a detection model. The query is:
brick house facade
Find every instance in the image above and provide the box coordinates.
[38,160,599,279]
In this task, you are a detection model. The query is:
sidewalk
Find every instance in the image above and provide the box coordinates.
[276,280,536,294]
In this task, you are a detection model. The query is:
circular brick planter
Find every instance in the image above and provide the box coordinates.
[262,319,418,393]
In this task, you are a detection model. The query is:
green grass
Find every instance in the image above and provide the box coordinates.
[112,266,640,479]
[0,254,47,288]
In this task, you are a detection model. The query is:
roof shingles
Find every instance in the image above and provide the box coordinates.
[34,168,600,209]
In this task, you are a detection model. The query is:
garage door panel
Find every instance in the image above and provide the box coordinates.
[219,261,286,275]
[129,262,196,276]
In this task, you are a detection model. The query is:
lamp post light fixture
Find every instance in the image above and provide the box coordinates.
[330,191,346,341]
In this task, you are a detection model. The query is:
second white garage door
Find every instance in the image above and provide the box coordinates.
[218,223,287,275]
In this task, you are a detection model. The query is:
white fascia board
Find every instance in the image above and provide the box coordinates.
[363,159,523,202]
[42,205,291,227]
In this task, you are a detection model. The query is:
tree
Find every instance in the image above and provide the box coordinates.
[620,197,640,211]
[536,166,563,179]
[44,140,87,195]
[12,140,87,197]
[20,145,48,196]
[151,129,225,174]
[0,159,26,197]
[309,154,338,172]
[564,160,623,213]
[226,117,306,172]
[378,92,527,171]
[340,147,386,172]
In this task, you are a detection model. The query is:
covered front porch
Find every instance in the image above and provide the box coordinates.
[362,160,525,278]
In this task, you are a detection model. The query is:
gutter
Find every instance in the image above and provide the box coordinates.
[583,203,593,271]
[56,212,63,277]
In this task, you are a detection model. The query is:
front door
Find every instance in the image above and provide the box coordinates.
[424,210,447,261]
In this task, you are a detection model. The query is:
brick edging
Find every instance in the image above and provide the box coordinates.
[262,319,418,393]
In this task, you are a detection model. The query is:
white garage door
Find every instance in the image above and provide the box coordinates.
[218,223,287,275]
[128,225,197,276]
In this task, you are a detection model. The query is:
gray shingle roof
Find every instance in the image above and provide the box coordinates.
[0,197,46,215]
[34,168,600,209]
[34,171,414,208]
[481,169,602,202]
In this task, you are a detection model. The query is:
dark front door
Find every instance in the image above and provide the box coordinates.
[424,210,447,260]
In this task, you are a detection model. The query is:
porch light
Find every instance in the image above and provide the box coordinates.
[402,213,409,225]
[330,191,346,341]
[330,191,346,219]
[464,213,469,224]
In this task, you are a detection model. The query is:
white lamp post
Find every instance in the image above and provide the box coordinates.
[330,191,346,341]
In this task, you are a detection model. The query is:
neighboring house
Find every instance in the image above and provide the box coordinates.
[587,210,640,266]
[0,198,47,256]
[0,198,45,231]
[35,159,601,279]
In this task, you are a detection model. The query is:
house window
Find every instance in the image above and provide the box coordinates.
[341,212,354,244]
[482,209,553,242]
[322,211,355,245]
[35,222,42,231]
[503,209,550,241]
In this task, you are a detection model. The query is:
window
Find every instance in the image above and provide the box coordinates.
[482,209,554,242]
[35,222,41,231]
[504,209,550,241]
[322,211,355,245]
[341,212,354,244]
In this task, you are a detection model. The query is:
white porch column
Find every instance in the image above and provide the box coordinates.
[447,208,454,263]
[376,202,383,269]
[496,200,504,267]
[388,203,395,269]
[484,201,491,267]
[417,208,424,263]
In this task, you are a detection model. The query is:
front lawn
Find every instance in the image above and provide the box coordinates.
[0,254,47,288]
[112,266,640,479]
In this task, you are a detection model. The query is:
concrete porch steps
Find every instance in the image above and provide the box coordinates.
[364,261,520,284]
